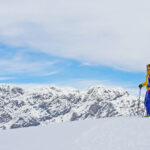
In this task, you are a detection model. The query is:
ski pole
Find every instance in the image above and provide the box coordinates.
[138,88,141,115]
[139,88,141,100]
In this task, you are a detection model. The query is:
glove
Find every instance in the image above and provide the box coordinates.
[139,84,142,89]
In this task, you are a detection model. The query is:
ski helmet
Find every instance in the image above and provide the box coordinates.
[147,64,150,70]
[147,64,150,75]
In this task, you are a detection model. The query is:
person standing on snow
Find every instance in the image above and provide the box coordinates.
[139,64,150,117]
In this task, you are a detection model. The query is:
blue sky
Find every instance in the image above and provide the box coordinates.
[0,0,150,96]
[0,43,146,96]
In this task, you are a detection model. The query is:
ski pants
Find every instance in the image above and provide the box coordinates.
[144,90,150,115]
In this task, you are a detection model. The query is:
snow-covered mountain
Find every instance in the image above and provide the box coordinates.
[0,84,144,130]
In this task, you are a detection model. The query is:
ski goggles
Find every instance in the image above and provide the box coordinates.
[147,65,150,70]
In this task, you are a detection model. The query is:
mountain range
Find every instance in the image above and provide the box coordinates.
[0,84,144,129]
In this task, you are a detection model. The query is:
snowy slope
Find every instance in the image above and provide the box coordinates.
[0,84,144,129]
[0,117,150,150]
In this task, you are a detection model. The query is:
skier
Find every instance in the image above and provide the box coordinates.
[139,64,150,117]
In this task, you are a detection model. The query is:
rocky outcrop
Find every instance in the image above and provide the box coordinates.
[0,84,144,130]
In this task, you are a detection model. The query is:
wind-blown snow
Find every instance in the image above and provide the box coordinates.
[0,117,150,150]
[0,84,145,129]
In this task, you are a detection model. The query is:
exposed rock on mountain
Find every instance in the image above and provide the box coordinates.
[0,84,144,129]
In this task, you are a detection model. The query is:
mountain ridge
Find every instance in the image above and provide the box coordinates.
[0,84,144,130]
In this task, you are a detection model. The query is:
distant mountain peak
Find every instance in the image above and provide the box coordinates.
[0,84,144,130]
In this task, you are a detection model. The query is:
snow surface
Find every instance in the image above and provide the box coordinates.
[0,117,150,150]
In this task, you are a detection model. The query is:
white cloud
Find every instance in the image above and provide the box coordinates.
[0,77,15,81]
[0,52,59,76]
[35,70,61,77]
[0,0,150,72]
